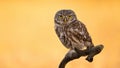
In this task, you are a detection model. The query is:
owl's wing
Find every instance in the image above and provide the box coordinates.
[78,22,92,42]
[70,21,93,47]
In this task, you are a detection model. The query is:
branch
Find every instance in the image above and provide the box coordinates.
[59,44,104,68]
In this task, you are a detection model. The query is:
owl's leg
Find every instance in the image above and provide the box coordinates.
[86,44,104,62]
[59,49,80,68]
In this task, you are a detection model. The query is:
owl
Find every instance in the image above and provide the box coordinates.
[54,9,94,50]
[54,9,104,68]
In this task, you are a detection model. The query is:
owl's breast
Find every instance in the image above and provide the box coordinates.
[65,27,86,50]
[55,25,86,50]
[55,26,71,48]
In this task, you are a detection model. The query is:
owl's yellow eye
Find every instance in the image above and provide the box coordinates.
[59,15,63,18]
[68,15,72,18]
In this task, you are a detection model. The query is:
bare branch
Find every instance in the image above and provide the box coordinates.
[59,44,104,68]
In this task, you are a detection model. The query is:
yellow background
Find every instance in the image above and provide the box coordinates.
[0,0,120,68]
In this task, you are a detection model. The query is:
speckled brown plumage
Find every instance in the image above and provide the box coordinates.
[54,10,94,50]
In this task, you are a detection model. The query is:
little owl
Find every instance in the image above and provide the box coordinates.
[54,9,104,68]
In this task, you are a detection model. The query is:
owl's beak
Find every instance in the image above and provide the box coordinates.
[63,18,68,23]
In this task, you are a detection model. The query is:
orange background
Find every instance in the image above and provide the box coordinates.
[0,0,120,68]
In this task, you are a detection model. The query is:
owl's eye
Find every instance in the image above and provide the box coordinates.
[58,15,63,18]
[68,15,72,18]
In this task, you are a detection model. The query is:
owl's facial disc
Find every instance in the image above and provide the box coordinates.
[58,15,69,23]
[55,9,77,25]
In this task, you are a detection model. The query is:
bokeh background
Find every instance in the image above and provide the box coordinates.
[0,0,120,68]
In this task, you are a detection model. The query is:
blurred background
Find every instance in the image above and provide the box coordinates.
[0,0,120,68]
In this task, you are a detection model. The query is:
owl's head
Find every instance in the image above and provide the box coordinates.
[54,9,77,25]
